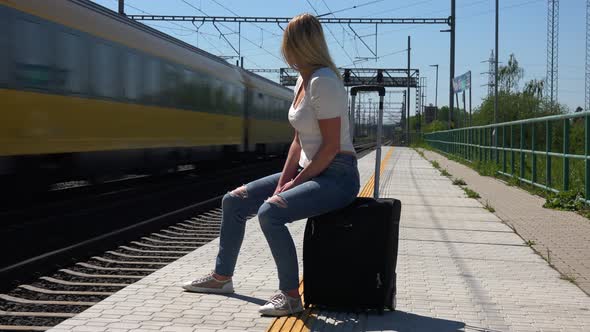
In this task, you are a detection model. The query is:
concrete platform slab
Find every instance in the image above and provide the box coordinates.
[49,147,590,332]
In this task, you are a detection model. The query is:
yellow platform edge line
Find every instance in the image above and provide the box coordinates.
[266,147,395,332]
[359,147,394,198]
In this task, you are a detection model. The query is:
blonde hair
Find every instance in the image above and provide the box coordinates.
[281,13,341,80]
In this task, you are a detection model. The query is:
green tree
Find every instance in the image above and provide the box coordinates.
[499,54,524,93]
[424,120,447,133]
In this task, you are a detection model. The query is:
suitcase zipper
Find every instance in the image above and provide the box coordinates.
[376,273,382,289]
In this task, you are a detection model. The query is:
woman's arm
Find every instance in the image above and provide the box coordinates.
[277,76,345,193]
[290,117,340,186]
[274,131,302,195]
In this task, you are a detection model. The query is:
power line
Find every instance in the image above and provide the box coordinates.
[364,0,435,18]
[318,0,385,17]
[342,48,407,67]
[306,0,358,68]
[320,0,378,62]
[180,0,283,63]
[209,0,280,37]
[111,0,227,53]
[352,0,542,40]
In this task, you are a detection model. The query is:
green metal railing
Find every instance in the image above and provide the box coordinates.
[424,111,590,202]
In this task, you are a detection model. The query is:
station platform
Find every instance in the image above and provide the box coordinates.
[49,147,590,332]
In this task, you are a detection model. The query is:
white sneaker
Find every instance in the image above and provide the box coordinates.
[182,271,234,294]
[259,291,304,316]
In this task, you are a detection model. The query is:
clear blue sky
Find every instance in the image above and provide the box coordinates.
[92,0,587,116]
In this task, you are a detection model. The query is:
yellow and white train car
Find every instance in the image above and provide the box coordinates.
[0,0,293,185]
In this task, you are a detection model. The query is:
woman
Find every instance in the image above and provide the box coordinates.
[182,13,360,317]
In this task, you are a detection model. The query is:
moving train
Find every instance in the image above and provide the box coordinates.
[0,0,294,188]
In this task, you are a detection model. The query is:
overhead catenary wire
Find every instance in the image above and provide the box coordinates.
[306,0,358,68]
[111,0,227,54]
[209,0,281,37]
[180,0,284,63]
[342,48,408,68]
[317,0,385,17]
[346,0,544,42]
[319,0,378,63]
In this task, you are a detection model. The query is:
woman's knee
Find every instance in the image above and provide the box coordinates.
[222,185,248,209]
[257,203,279,229]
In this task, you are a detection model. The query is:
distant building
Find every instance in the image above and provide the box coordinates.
[425,105,438,124]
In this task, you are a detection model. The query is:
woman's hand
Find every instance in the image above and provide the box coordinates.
[278,179,301,193]
[277,180,296,194]
[273,183,286,196]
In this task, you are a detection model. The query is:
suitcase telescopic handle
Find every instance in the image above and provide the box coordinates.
[349,85,386,199]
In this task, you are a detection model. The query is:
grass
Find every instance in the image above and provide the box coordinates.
[525,240,536,246]
[419,142,590,220]
[440,169,451,177]
[463,187,481,199]
[453,178,466,186]
[484,200,495,212]
[559,274,577,284]
[431,161,440,169]
[543,191,585,210]
[506,176,520,187]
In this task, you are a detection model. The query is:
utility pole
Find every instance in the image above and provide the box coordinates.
[449,0,456,129]
[494,0,499,160]
[407,36,411,144]
[430,64,439,108]
[118,0,125,15]
[430,64,439,121]
[586,0,590,112]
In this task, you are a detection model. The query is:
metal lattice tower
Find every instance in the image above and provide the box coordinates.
[488,50,495,98]
[586,0,590,112]
[546,0,559,108]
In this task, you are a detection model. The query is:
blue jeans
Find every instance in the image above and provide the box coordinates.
[215,153,360,291]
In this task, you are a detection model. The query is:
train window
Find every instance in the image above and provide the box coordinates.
[123,51,141,100]
[0,8,8,85]
[274,99,281,120]
[235,86,245,105]
[182,69,193,85]
[192,72,209,110]
[273,99,279,120]
[210,78,222,110]
[14,18,51,89]
[92,42,118,98]
[179,69,195,109]
[144,57,161,104]
[164,63,179,106]
[229,84,243,115]
[56,31,83,93]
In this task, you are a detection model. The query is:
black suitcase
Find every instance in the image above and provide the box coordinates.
[302,85,401,314]
[302,197,401,313]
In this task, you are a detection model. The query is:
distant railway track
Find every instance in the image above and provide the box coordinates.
[0,143,383,331]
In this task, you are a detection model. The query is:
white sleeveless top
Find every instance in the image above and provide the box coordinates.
[288,67,355,168]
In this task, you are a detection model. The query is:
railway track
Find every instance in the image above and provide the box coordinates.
[0,207,227,331]
[0,157,286,290]
[0,143,383,331]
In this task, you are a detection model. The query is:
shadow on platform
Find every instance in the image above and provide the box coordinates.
[307,310,490,332]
